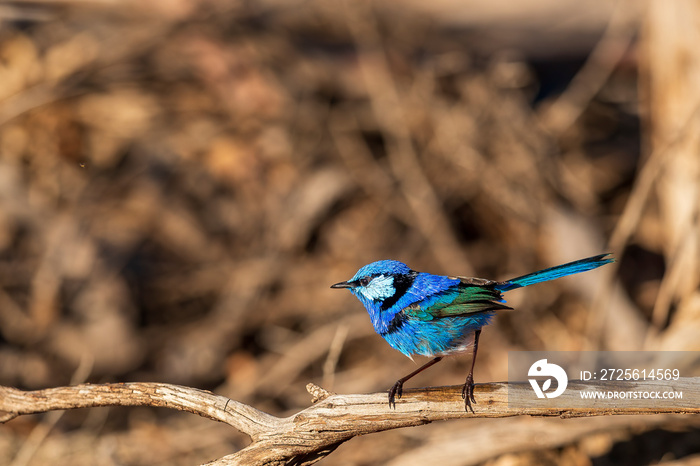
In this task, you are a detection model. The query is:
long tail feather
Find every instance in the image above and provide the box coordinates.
[495,253,614,292]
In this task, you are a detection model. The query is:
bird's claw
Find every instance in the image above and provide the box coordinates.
[462,374,476,413]
[388,380,403,409]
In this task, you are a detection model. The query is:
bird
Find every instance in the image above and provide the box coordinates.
[331,253,614,412]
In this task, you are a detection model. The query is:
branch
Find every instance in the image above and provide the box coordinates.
[0,382,278,440]
[2,379,698,465]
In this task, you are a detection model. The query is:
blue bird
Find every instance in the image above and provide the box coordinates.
[331,253,614,412]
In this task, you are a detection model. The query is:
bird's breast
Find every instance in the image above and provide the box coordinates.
[380,312,494,358]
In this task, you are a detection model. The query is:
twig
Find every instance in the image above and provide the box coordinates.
[322,324,349,390]
[341,0,474,275]
[538,0,642,134]
[2,379,698,465]
[0,383,278,440]
[10,352,94,466]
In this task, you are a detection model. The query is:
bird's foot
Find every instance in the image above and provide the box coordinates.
[388,380,404,409]
[461,373,476,413]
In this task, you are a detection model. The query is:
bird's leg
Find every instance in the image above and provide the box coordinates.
[388,356,443,408]
[461,329,481,413]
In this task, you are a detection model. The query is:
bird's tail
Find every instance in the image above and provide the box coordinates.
[495,253,614,292]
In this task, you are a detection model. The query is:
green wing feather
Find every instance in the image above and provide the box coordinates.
[408,280,512,321]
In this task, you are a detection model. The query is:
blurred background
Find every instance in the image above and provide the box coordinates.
[0,0,699,464]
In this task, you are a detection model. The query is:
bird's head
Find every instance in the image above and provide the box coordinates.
[331,260,415,312]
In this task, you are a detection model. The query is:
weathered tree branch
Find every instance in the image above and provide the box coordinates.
[2,379,698,465]
[0,382,278,440]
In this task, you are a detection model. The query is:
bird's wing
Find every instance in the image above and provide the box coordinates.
[406,281,512,321]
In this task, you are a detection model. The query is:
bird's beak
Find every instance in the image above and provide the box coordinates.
[331,280,354,289]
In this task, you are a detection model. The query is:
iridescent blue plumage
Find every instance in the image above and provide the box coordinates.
[331,253,614,412]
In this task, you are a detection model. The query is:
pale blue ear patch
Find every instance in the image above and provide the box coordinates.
[357,275,396,301]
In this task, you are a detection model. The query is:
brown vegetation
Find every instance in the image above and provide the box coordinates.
[0,0,698,464]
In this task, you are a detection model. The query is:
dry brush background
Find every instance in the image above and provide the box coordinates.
[0,0,699,465]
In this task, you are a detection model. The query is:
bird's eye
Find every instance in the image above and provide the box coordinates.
[359,277,370,286]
